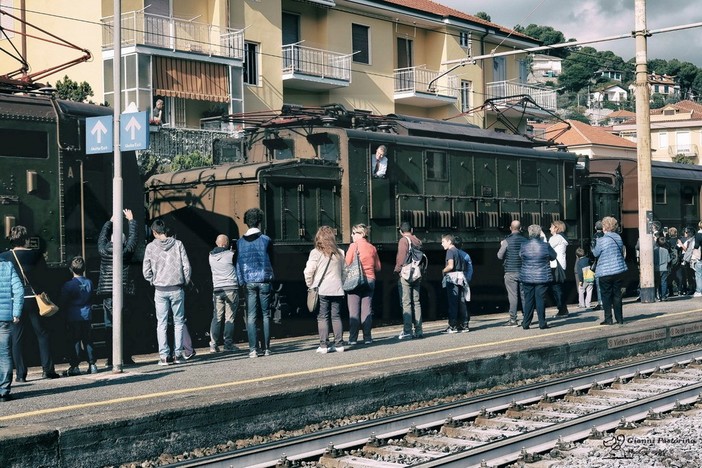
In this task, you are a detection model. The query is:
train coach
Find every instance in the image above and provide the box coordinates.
[145,105,617,336]
[0,92,145,356]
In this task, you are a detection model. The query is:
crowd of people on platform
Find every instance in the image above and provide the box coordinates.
[3,206,701,402]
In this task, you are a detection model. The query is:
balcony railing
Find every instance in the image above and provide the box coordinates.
[394,66,459,98]
[147,126,237,163]
[668,144,699,157]
[282,44,351,82]
[101,11,244,60]
[486,80,557,111]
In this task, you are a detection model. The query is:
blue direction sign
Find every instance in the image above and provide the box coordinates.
[86,115,113,154]
[120,111,149,151]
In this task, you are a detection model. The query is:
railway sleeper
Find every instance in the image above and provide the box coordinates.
[587,388,657,399]
[504,407,580,421]
[540,401,611,413]
[318,454,405,468]
[472,415,551,431]
[440,425,522,440]
[404,433,483,448]
[647,372,702,382]
[618,381,689,392]
[362,443,446,461]
[564,394,631,405]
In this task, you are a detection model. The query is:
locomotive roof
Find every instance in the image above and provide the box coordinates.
[591,157,702,182]
[345,127,579,161]
[0,93,112,120]
[388,114,537,148]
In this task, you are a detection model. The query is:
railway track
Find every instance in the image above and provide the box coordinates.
[169,348,702,468]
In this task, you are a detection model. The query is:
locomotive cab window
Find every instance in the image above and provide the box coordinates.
[682,185,695,205]
[520,160,537,186]
[655,184,666,204]
[317,134,339,161]
[426,151,447,181]
[0,129,48,158]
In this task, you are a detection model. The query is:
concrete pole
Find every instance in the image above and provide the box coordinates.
[634,0,655,303]
[112,0,124,373]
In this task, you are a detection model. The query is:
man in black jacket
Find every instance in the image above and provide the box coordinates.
[97,209,139,367]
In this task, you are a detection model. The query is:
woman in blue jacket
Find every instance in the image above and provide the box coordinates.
[519,225,557,330]
[593,216,628,325]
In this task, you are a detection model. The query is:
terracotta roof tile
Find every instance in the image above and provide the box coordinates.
[379,0,534,41]
[544,120,636,148]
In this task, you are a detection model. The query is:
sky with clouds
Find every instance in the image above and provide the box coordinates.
[440,0,702,67]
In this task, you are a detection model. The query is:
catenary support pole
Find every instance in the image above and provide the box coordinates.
[635,0,655,303]
[112,0,124,373]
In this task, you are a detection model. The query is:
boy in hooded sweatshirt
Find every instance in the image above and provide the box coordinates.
[142,219,191,365]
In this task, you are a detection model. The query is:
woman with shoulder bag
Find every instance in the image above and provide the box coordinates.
[304,226,345,354]
[345,224,381,345]
[0,226,60,380]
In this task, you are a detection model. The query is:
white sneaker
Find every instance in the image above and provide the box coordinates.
[335,346,344,353]
[694,292,702,297]
[248,350,258,358]
[397,332,413,340]
[316,346,328,354]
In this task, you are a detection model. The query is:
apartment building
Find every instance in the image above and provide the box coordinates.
[0,0,554,134]
[614,100,702,163]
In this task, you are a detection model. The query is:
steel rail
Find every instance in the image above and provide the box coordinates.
[416,381,702,467]
[168,347,702,467]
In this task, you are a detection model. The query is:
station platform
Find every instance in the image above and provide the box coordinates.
[3,296,702,467]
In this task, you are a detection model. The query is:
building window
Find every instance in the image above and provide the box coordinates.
[655,184,666,204]
[659,132,668,150]
[426,151,447,180]
[460,80,472,112]
[244,42,259,85]
[0,1,13,40]
[352,24,370,64]
[459,31,470,48]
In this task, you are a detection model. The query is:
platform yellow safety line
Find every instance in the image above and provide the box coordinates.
[2,308,699,422]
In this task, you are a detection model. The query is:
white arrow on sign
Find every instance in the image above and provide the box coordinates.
[90,120,108,144]
[124,116,142,140]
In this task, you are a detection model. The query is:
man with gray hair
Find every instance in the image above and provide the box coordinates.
[497,220,525,326]
[209,234,239,353]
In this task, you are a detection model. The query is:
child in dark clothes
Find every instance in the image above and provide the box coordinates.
[61,256,96,375]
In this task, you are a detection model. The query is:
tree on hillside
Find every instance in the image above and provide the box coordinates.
[54,75,94,103]
[475,11,491,22]
[514,24,572,58]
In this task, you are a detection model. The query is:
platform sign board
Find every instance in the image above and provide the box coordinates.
[86,115,113,154]
[120,111,149,151]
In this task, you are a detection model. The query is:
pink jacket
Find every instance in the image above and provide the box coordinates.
[346,238,381,281]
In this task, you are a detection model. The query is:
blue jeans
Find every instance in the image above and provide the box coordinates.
[0,321,12,397]
[695,262,702,294]
[445,282,463,328]
[245,283,271,352]
[154,288,185,359]
[210,289,239,348]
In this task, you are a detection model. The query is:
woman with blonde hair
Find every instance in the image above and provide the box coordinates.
[592,216,628,325]
[304,226,345,353]
[346,224,381,345]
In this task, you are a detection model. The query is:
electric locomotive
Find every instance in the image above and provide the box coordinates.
[145,105,616,336]
[0,92,144,355]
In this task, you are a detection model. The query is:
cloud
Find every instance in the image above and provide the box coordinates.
[440,0,702,65]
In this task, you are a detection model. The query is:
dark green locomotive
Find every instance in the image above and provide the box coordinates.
[146,106,611,333]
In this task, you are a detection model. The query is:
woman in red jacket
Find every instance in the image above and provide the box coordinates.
[346,224,381,345]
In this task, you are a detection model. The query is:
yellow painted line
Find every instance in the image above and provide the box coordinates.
[2,307,701,422]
